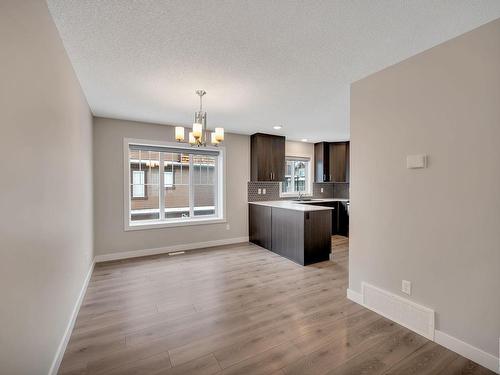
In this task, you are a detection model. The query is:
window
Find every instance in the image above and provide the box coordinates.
[125,139,224,229]
[282,158,311,195]
[164,171,174,188]
[132,170,145,198]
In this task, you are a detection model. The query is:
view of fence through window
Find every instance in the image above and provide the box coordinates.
[129,147,217,223]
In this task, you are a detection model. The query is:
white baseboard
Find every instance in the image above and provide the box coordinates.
[348,282,499,374]
[347,288,363,304]
[94,236,250,263]
[435,330,500,374]
[49,259,95,375]
[361,282,435,340]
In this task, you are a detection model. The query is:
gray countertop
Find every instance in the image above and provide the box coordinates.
[248,198,348,212]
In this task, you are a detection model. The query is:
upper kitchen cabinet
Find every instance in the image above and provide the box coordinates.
[250,133,285,181]
[330,142,350,182]
[314,142,330,182]
[314,141,350,183]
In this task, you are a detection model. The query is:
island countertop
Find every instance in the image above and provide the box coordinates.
[248,198,347,212]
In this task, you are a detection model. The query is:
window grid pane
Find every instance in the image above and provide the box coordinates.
[164,152,190,219]
[282,159,309,194]
[129,145,220,224]
[193,155,216,217]
[129,149,160,222]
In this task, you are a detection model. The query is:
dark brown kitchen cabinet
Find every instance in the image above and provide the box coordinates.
[302,200,348,237]
[271,207,331,266]
[336,201,349,236]
[330,142,349,182]
[249,203,332,266]
[314,141,350,183]
[250,133,285,181]
[249,204,272,249]
[314,142,330,182]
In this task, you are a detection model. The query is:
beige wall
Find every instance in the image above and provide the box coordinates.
[93,117,250,256]
[0,1,94,374]
[350,19,500,357]
[285,140,314,161]
[285,140,315,192]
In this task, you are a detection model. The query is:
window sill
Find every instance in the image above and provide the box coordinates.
[125,217,226,231]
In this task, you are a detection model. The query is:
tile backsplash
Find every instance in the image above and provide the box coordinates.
[312,183,334,198]
[247,182,282,201]
[248,181,349,202]
[333,182,350,199]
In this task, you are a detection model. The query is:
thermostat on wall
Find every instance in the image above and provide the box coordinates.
[406,154,427,169]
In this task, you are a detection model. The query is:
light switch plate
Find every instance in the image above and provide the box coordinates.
[321,188,324,193]
[263,188,266,195]
[407,154,427,169]
[258,188,261,195]
[402,280,412,295]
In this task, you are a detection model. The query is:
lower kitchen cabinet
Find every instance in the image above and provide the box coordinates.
[298,201,349,237]
[270,208,305,264]
[337,201,349,237]
[249,203,272,249]
[249,204,332,266]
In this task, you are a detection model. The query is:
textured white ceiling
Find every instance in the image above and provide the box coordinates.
[47,1,500,142]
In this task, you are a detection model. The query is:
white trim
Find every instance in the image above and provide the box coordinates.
[131,206,215,214]
[348,283,500,373]
[126,217,226,231]
[280,156,312,197]
[361,282,435,340]
[95,236,249,263]
[346,288,363,304]
[49,260,95,375]
[434,330,500,374]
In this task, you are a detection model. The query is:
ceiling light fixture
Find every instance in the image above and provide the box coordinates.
[273,125,283,130]
[301,138,308,142]
[174,90,224,146]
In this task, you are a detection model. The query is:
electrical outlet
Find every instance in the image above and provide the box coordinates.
[258,188,261,195]
[321,188,324,193]
[263,188,266,195]
[226,224,230,230]
[402,280,412,295]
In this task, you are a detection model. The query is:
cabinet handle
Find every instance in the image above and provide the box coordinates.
[330,174,332,181]
[323,174,326,181]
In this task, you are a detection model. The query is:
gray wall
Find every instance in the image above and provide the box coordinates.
[0,1,94,374]
[350,19,500,356]
[93,117,250,256]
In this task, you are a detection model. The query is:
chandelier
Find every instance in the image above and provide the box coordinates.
[174,90,224,146]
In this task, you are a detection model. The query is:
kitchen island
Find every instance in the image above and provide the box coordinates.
[249,199,339,265]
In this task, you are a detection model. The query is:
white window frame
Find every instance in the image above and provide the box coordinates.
[280,156,312,197]
[124,138,226,230]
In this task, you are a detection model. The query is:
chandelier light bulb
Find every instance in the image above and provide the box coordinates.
[215,127,224,142]
[175,126,185,142]
[188,132,196,145]
[211,132,220,145]
[192,123,203,139]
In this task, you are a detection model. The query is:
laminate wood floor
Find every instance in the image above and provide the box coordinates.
[59,236,494,375]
